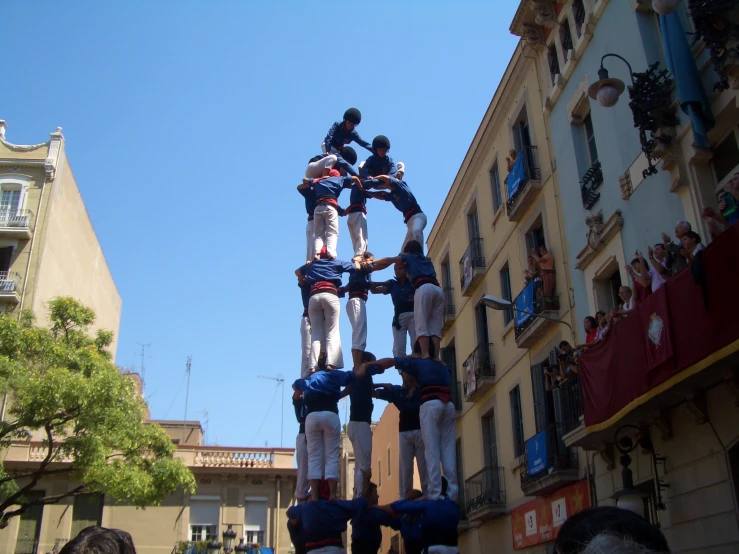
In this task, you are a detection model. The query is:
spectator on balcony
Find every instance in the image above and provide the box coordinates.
[544,363,563,392]
[583,316,598,344]
[613,286,635,319]
[723,170,739,203]
[626,253,651,304]
[662,221,692,275]
[647,243,671,291]
[506,149,517,172]
[370,262,416,358]
[681,230,703,262]
[594,310,609,341]
[59,527,136,554]
[531,246,555,299]
[558,341,579,378]
[523,255,538,284]
[702,204,729,241]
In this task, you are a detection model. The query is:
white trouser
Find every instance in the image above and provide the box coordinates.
[396,161,406,177]
[346,297,367,351]
[399,429,428,498]
[420,399,457,501]
[346,211,368,257]
[300,315,311,379]
[401,212,427,252]
[295,432,309,500]
[392,311,416,358]
[347,421,372,498]
[414,283,445,338]
[305,411,341,480]
[308,293,343,369]
[313,204,340,259]
[428,547,459,554]
[306,154,337,178]
[310,547,344,554]
[306,219,315,262]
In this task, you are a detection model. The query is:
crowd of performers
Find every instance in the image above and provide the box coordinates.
[287,109,460,554]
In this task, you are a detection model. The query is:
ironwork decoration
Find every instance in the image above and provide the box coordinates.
[627,62,679,178]
[614,424,669,512]
[688,0,739,91]
[580,161,603,210]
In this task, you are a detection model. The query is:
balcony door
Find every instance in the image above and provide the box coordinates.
[14,491,44,554]
[474,301,489,349]
[481,412,499,468]
[1,189,21,216]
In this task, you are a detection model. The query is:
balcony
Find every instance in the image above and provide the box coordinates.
[505,145,542,221]
[0,209,33,239]
[463,343,495,402]
[520,425,579,497]
[442,285,456,330]
[513,279,560,349]
[571,223,739,450]
[0,271,22,303]
[464,465,506,521]
[554,378,584,445]
[580,161,603,210]
[459,237,485,296]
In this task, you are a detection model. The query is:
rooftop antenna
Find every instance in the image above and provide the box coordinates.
[198,409,209,446]
[257,375,285,447]
[182,356,192,444]
[135,342,151,390]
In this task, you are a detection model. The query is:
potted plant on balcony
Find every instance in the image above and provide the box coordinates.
[174,541,191,554]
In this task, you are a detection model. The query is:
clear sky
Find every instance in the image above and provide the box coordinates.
[3,1,520,448]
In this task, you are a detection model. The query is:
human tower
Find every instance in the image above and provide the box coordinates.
[286,109,461,554]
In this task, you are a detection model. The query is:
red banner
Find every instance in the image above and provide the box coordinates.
[579,223,739,427]
[511,481,590,550]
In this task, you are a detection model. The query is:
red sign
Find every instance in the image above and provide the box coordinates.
[511,481,590,550]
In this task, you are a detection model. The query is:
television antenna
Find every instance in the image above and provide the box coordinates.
[257,375,285,447]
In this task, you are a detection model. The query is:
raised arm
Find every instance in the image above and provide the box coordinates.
[298,179,312,190]
[352,130,373,152]
[369,282,388,295]
[372,256,403,272]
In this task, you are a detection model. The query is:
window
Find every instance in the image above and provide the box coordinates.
[583,114,599,167]
[441,258,452,290]
[560,18,574,53]
[189,498,219,543]
[490,163,502,213]
[548,43,560,85]
[387,446,391,477]
[594,262,622,313]
[525,220,547,255]
[713,128,739,184]
[467,206,480,240]
[0,176,29,217]
[510,386,525,458]
[71,494,104,538]
[14,491,44,554]
[441,257,454,316]
[1,189,21,215]
[474,301,490,347]
[481,411,498,467]
[530,363,555,433]
[245,499,268,545]
[500,266,513,325]
[573,0,585,37]
[378,459,382,486]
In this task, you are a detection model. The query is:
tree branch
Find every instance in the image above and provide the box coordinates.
[0,485,87,529]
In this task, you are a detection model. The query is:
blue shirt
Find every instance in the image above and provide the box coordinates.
[298,186,317,219]
[383,278,415,313]
[293,397,306,434]
[311,175,353,200]
[401,253,437,284]
[300,282,310,311]
[360,154,398,178]
[286,519,306,554]
[324,121,372,153]
[304,259,355,287]
[395,357,450,389]
[348,184,369,211]
[349,364,386,423]
[374,385,421,432]
[351,506,397,550]
[293,369,356,414]
[287,498,367,545]
[368,177,421,218]
[346,265,374,296]
[391,498,460,548]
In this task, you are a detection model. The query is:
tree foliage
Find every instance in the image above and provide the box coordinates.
[0,297,196,527]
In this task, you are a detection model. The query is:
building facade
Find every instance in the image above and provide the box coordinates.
[0,419,297,554]
[0,121,121,354]
[427,37,588,553]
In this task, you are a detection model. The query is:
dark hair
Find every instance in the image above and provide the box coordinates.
[362,251,374,260]
[559,341,571,349]
[405,489,423,501]
[584,316,597,330]
[412,339,436,359]
[362,351,376,362]
[60,526,136,554]
[683,230,702,244]
[595,311,606,317]
[403,240,423,254]
[554,506,669,554]
[631,258,650,271]
[654,243,666,250]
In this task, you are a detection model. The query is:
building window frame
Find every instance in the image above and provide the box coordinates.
[0,175,30,216]
[510,385,525,458]
[490,160,503,215]
[499,264,513,326]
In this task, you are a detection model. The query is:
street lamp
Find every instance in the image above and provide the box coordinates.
[652,0,682,15]
[206,539,223,554]
[588,54,677,178]
[234,538,249,554]
[481,295,576,343]
[611,425,649,517]
[222,525,237,554]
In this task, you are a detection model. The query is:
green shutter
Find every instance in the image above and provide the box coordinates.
[71,494,104,538]
[14,491,44,554]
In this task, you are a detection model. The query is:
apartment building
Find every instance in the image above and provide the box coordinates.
[0,120,121,354]
[427,37,589,552]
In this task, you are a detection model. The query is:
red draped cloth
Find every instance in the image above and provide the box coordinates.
[579,223,739,427]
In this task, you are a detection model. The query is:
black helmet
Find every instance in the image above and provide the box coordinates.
[372,135,391,151]
[343,108,361,125]
[340,146,357,166]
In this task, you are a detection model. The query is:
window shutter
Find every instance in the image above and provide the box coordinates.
[530,364,548,434]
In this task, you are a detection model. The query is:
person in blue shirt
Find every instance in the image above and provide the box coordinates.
[292,359,374,501]
[377,478,461,554]
[286,517,306,554]
[368,342,457,502]
[339,351,385,499]
[306,146,359,179]
[298,256,360,371]
[364,174,425,253]
[339,252,377,370]
[373,373,428,498]
[360,135,405,181]
[293,395,310,503]
[304,170,363,260]
[297,180,318,264]
[387,489,424,554]
[350,481,399,554]
[369,262,416,358]
[373,241,445,360]
[297,271,312,379]
[323,108,372,155]
[287,480,368,553]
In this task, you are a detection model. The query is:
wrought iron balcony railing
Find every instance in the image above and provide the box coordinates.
[463,342,495,399]
[0,209,34,230]
[443,285,455,316]
[459,237,485,291]
[513,279,559,340]
[464,465,506,516]
[520,424,578,490]
[554,377,584,437]
[0,271,22,293]
[506,145,541,216]
[580,160,603,210]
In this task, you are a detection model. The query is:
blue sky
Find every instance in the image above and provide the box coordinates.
[3,1,520,448]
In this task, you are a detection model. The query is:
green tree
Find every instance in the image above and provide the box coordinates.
[0,297,196,527]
